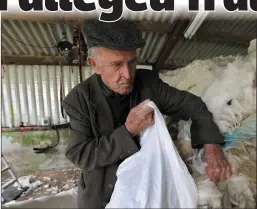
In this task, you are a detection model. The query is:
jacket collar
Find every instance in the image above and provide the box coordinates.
[89,74,115,130]
[88,73,140,130]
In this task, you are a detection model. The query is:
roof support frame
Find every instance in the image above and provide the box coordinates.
[153,18,191,72]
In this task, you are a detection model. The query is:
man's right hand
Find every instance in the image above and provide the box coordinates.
[125,99,154,136]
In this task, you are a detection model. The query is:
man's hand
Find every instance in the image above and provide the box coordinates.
[203,144,232,183]
[125,99,154,136]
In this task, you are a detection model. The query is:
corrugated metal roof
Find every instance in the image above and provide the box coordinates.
[1,20,73,56]
[197,13,257,38]
[122,10,181,24]
[138,32,168,64]
[206,12,257,21]
[165,13,256,67]
[1,19,170,65]
[165,40,248,67]
[1,13,256,68]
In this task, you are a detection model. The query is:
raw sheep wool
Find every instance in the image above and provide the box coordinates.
[159,55,236,97]
[175,125,256,208]
[164,39,256,209]
[161,39,256,134]
[185,140,256,209]
[175,115,256,208]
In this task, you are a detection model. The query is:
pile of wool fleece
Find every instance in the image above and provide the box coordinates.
[176,138,256,209]
[161,39,256,208]
[160,39,256,134]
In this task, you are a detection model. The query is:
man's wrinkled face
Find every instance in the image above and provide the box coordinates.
[87,47,137,95]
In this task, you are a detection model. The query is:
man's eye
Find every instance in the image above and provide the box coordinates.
[113,63,122,68]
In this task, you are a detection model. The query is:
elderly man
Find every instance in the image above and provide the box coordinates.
[62,20,232,209]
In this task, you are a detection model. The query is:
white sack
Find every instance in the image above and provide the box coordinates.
[106,101,198,208]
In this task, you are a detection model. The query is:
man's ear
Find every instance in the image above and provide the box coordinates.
[87,57,100,74]
[87,56,96,68]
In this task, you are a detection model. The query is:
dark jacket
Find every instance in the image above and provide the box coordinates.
[62,69,224,208]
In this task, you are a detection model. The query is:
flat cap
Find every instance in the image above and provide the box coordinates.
[83,19,145,50]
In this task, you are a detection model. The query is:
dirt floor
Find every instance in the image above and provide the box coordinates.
[2,167,80,203]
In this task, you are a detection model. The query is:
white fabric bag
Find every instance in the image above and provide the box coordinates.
[106,101,198,208]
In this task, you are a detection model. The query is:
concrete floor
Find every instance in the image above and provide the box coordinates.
[2,168,80,207]
[3,188,78,208]
[2,129,73,176]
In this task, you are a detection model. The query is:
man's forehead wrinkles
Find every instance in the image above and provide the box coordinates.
[98,56,137,64]
[98,58,122,64]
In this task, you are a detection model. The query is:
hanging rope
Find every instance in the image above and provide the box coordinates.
[78,24,83,83]
[60,62,67,120]
[1,54,5,79]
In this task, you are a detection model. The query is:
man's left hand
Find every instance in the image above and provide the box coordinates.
[203,144,232,183]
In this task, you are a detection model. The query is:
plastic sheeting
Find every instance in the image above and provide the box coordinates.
[223,114,256,146]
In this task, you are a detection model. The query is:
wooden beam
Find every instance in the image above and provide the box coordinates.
[2,55,148,66]
[194,31,253,45]
[153,18,191,72]
[2,55,84,66]
[135,21,175,33]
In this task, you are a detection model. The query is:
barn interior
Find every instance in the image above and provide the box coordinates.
[1,10,256,208]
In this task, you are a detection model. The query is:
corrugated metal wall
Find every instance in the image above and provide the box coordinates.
[1,65,93,127]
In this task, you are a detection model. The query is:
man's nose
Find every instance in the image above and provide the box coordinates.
[121,64,132,79]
